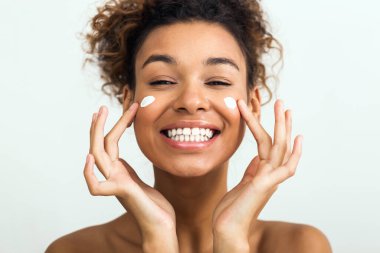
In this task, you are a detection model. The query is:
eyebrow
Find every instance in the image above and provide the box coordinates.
[141,54,240,71]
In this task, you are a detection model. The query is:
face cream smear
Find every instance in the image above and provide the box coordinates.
[140,96,155,107]
[224,97,237,110]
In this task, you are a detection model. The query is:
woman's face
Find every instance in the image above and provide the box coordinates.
[127,21,259,177]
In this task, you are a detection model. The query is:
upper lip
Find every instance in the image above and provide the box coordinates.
[161,120,221,131]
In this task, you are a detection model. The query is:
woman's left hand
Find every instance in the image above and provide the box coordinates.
[212,99,303,252]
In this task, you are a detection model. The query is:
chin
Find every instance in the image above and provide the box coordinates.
[154,158,225,178]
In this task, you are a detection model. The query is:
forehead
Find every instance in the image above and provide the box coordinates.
[135,21,246,70]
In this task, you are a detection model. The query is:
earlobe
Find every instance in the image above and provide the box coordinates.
[248,87,261,120]
[122,86,134,112]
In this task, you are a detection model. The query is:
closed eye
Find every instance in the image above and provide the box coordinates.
[206,81,231,86]
[149,80,176,85]
[148,80,231,86]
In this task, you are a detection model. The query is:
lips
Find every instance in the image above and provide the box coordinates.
[159,120,221,150]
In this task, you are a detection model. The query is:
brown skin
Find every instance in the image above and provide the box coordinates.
[46,22,332,253]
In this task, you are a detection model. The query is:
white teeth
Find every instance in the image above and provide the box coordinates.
[183,128,191,135]
[166,128,215,137]
[191,128,200,135]
[165,127,217,142]
[170,134,212,142]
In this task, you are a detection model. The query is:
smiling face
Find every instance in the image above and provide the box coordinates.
[124,21,260,177]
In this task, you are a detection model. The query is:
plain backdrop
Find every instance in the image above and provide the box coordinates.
[1,0,379,252]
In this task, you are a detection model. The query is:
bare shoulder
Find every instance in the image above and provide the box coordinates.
[45,214,141,253]
[45,224,108,253]
[258,220,332,253]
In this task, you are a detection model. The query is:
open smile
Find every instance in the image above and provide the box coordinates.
[160,122,221,150]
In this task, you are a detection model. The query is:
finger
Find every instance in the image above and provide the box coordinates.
[83,153,98,194]
[237,99,272,160]
[90,106,113,177]
[283,110,292,163]
[89,113,98,151]
[104,103,139,161]
[84,153,125,196]
[242,155,260,183]
[269,100,287,167]
[270,135,303,185]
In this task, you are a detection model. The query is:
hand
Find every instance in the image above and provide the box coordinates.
[84,104,178,251]
[212,99,303,249]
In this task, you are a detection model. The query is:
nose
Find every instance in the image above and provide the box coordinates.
[172,82,210,114]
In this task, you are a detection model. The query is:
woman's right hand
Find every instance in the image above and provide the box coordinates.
[84,103,178,252]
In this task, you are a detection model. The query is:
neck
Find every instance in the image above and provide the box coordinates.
[153,163,229,253]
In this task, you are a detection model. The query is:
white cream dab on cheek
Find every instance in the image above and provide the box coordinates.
[224,97,237,109]
[140,96,155,107]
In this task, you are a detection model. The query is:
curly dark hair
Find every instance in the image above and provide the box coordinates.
[83,0,282,105]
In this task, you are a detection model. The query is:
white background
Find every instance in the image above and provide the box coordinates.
[1,0,379,252]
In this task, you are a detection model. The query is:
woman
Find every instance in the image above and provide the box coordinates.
[47,0,332,252]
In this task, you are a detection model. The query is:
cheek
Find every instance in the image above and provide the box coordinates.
[133,96,161,151]
[224,96,237,110]
[208,92,241,120]
[140,95,155,107]
[209,94,246,148]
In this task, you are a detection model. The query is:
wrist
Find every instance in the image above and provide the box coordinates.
[213,233,250,253]
[143,236,179,253]
[142,229,178,253]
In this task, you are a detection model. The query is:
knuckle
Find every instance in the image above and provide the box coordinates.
[288,167,296,177]
[247,118,255,128]
[259,134,271,145]
[88,185,99,196]
[273,143,286,154]
[91,149,101,158]
[104,134,115,144]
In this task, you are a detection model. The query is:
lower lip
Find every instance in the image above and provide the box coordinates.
[160,133,219,150]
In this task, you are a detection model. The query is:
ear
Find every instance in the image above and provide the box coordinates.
[247,86,261,121]
[122,85,134,113]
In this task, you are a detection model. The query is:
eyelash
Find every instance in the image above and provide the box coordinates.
[148,80,231,86]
